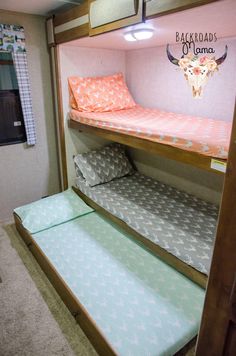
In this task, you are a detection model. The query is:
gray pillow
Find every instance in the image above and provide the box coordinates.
[74,143,133,187]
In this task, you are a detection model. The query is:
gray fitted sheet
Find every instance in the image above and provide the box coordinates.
[76,172,218,275]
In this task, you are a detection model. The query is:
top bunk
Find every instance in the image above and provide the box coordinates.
[69,103,231,174]
[49,0,236,188]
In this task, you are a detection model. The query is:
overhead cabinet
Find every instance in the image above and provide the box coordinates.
[89,0,143,36]
[145,0,219,19]
[48,0,220,45]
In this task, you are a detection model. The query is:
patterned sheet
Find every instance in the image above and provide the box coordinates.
[14,189,94,233]
[70,106,231,159]
[33,214,205,356]
[76,172,218,275]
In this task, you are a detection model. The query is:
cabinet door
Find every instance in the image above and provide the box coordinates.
[145,0,219,19]
[89,0,143,36]
[196,101,236,355]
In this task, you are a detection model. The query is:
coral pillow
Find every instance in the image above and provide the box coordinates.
[68,73,136,112]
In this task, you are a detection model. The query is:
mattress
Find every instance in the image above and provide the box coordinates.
[70,105,231,159]
[33,213,205,356]
[76,172,218,275]
[14,188,94,233]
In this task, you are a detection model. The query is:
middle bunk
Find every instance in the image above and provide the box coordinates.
[72,142,218,288]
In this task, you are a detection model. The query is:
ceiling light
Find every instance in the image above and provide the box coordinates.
[124,29,154,42]
[124,32,137,42]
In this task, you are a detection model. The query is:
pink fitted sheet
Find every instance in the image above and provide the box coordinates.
[70,106,231,159]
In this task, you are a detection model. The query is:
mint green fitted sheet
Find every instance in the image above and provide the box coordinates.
[33,213,205,356]
[14,189,94,233]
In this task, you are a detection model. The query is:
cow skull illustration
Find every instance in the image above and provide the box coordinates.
[166,44,227,98]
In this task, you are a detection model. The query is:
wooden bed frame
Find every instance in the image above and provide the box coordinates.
[47,0,236,353]
[69,119,226,175]
[13,212,197,356]
[72,186,207,289]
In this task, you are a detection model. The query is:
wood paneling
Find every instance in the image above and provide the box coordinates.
[55,24,89,45]
[69,119,226,174]
[196,100,236,355]
[145,0,219,19]
[53,1,89,45]
[72,187,207,288]
[54,1,89,27]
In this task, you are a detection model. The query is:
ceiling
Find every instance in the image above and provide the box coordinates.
[0,0,84,16]
[67,0,236,50]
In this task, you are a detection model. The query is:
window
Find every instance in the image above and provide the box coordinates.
[0,52,26,145]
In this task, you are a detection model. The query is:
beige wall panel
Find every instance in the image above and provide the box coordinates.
[0,10,60,221]
[129,148,223,205]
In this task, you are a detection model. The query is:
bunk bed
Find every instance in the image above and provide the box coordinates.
[69,105,231,173]
[14,189,205,356]
[45,0,236,353]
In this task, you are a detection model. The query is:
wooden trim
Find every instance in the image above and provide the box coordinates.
[54,1,89,27]
[46,16,55,47]
[69,119,226,174]
[89,0,143,36]
[72,186,207,288]
[48,47,63,190]
[145,0,219,20]
[14,213,117,356]
[55,23,89,45]
[175,336,197,356]
[0,60,13,65]
[53,1,89,44]
[54,46,68,189]
[196,100,236,354]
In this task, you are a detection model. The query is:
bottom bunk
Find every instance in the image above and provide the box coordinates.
[74,172,218,288]
[14,190,205,356]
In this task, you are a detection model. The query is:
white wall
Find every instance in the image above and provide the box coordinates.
[123,39,236,204]
[126,38,236,122]
[59,45,126,187]
[0,10,60,221]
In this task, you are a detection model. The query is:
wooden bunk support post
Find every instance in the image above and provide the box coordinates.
[196,100,236,355]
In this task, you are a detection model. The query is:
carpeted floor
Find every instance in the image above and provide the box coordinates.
[0,221,97,356]
[0,220,196,356]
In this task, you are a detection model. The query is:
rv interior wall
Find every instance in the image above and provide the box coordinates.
[60,40,236,204]
[0,10,60,221]
[126,38,236,122]
[59,45,126,187]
